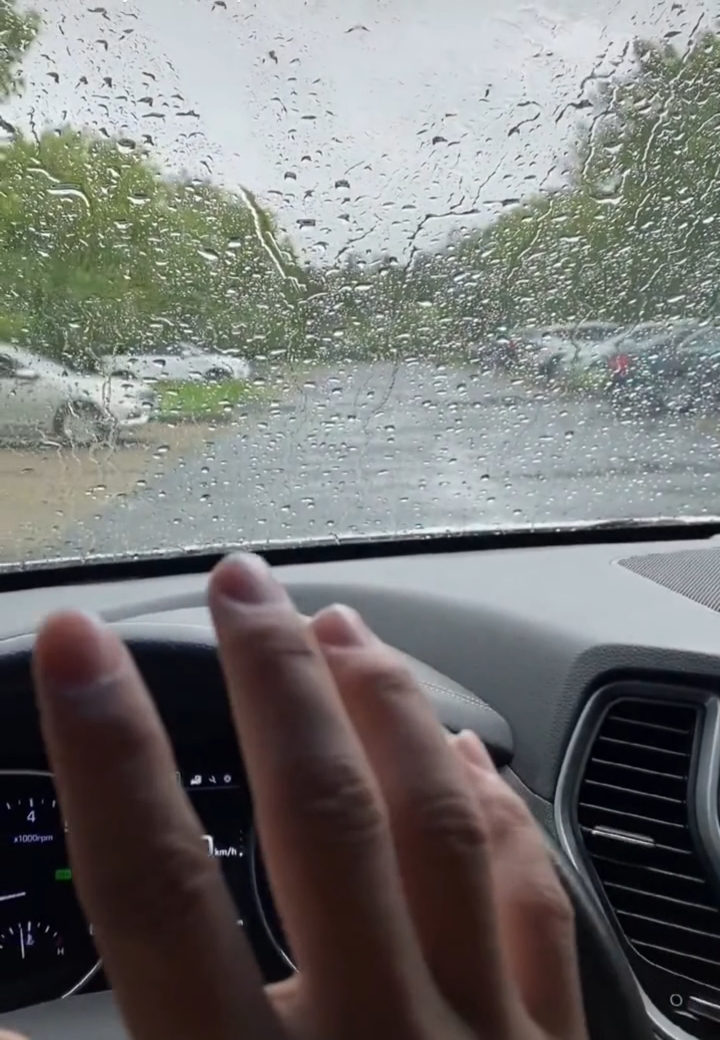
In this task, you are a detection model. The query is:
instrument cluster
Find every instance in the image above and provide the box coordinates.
[0,764,291,1013]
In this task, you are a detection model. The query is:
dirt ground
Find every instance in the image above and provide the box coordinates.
[0,422,216,563]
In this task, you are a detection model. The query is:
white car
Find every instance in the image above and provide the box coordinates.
[0,345,157,446]
[100,343,252,384]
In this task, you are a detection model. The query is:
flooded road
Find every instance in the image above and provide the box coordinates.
[42,363,720,561]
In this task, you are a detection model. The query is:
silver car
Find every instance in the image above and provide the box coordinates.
[0,345,157,446]
[100,343,252,384]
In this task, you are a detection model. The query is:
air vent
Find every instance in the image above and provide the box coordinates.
[577,698,720,992]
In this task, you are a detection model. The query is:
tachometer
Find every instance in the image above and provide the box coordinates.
[0,790,59,847]
[0,772,98,1012]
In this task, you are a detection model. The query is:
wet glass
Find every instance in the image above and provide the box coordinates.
[0,0,716,566]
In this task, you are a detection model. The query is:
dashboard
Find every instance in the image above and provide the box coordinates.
[2,532,720,1038]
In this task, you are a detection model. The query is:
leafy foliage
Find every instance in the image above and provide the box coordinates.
[0,0,38,102]
[0,3,302,370]
[0,0,718,365]
[448,31,720,334]
[0,129,304,368]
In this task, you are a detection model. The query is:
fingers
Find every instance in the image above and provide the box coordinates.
[312,605,515,1035]
[33,612,280,1040]
[454,731,587,1039]
[207,555,442,1036]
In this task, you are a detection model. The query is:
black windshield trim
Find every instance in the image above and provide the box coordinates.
[2,519,720,594]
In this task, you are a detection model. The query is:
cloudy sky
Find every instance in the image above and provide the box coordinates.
[10,0,716,260]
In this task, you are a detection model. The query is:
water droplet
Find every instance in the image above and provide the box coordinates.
[47,185,91,210]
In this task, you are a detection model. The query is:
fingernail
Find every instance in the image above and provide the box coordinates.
[34,611,120,695]
[212,553,288,606]
[313,604,371,647]
[453,729,495,771]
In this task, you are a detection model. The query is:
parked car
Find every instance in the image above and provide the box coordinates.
[492,322,620,374]
[593,322,720,413]
[0,345,157,446]
[100,343,252,384]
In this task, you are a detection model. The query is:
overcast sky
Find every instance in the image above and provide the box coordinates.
[10,0,717,260]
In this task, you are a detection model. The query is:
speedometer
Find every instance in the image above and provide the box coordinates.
[0,772,98,1012]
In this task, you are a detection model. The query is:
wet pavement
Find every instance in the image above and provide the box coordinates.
[54,362,720,559]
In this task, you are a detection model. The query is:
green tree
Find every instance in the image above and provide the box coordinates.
[452,30,720,334]
[0,130,303,367]
[0,1,306,369]
[0,0,39,102]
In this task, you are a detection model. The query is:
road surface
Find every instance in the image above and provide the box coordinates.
[34,361,720,563]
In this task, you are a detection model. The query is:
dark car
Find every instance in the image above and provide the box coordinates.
[597,323,720,413]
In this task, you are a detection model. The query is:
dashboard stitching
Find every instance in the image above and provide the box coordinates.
[417,679,500,716]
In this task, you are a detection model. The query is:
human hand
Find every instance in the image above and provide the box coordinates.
[28,552,588,1040]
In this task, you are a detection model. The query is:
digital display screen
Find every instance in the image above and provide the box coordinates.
[179,765,252,924]
[173,760,291,983]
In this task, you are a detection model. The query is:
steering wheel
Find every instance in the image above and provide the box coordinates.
[0,630,654,1040]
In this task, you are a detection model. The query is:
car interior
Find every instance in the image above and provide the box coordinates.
[0,0,717,1035]
[0,526,718,1039]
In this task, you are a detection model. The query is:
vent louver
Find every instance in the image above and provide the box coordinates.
[577,698,720,992]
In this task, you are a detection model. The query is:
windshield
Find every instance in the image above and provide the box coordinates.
[0,0,717,568]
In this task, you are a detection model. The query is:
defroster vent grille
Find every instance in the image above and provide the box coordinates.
[577,698,720,991]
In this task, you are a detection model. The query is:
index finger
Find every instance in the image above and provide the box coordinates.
[33,611,281,1040]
